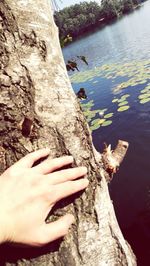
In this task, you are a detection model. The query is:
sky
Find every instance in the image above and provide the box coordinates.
[57,0,101,9]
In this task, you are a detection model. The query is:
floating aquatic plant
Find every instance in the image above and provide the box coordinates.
[138,84,150,105]
[81,100,94,110]
[99,108,108,116]
[117,106,130,112]
[138,93,150,100]
[140,88,150,93]
[122,94,130,99]
[90,117,113,131]
[91,118,106,126]
[81,98,114,131]
[104,113,113,119]
[71,60,150,89]
[101,120,113,127]
[118,101,128,107]
[71,60,150,133]
[90,123,100,131]
[140,98,150,104]
[112,94,130,112]
[112,98,118,103]
[80,99,108,128]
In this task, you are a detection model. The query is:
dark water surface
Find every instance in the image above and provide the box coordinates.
[63,2,150,265]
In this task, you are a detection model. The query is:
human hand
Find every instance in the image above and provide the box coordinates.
[0,149,88,246]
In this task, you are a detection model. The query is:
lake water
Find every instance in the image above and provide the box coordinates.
[63,2,150,265]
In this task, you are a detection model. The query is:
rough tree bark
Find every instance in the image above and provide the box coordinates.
[0,0,137,265]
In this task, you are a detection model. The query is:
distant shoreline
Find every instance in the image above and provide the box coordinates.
[72,4,143,42]
[54,1,147,46]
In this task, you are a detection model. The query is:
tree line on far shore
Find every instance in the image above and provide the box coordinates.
[54,0,147,41]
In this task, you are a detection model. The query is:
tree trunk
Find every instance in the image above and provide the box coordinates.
[0,1,136,265]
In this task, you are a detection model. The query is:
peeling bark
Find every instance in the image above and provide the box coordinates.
[0,1,137,265]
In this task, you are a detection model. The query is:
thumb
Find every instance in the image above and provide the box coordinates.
[40,214,75,245]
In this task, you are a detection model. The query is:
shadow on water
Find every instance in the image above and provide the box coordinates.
[124,209,150,266]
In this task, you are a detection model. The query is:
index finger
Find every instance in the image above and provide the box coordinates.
[32,156,74,174]
[13,148,50,169]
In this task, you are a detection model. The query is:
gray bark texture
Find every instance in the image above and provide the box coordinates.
[0,0,137,265]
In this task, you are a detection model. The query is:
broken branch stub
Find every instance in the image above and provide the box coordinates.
[102,140,129,182]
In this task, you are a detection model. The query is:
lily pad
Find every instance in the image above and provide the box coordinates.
[122,94,130,99]
[91,118,106,125]
[112,98,118,103]
[87,118,91,122]
[98,119,106,124]
[99,109,108,116]
[118,101,128,107]
[118,97,128,103]
[140,88,150,93]
[85,113,95,120]
[104,113,113,119]
[91,118,100,125]
[101,120,113,127]
[99,108,107,113]
[90,123,100,131]
[140,98,150,104]
[117,106,130,112]
[138,93,150,100]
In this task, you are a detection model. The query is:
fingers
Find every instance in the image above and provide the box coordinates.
[33,156,74,174]
[48,166,87,185]
[50,178,89,204]
[14,148,50,168]
[40,214,74,244]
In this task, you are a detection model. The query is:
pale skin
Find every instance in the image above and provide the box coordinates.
[0,148,89,247]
